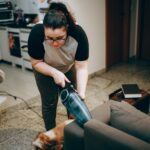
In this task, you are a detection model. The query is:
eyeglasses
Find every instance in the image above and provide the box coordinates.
[44,36,67,44]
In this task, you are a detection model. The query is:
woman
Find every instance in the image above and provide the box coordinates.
[28,2,89,130]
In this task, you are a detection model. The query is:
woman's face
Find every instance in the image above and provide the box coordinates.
[44,26,67,49]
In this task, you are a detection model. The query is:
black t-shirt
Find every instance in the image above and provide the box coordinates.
[28,24,89,61]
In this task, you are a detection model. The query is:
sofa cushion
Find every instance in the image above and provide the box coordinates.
[91,102,111,123]
[109,100,150,143]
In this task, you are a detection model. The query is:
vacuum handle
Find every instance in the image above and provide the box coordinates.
[58,82,73,91]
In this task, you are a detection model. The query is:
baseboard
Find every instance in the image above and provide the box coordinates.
[0,60,106,78]
[0,60,12,65]
[89,68,106,79]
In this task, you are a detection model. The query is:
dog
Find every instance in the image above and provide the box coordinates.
[32,119,74,150]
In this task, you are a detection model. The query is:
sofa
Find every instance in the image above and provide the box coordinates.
[64,100,150,150]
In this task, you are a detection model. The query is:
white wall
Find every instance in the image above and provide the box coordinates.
[65,0,106,74]
[12,0,106,74]
[13,0,39,13]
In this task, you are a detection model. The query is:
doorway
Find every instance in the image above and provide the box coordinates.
[106,0,150,69]
[106,0,131,68]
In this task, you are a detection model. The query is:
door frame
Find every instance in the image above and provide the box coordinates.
[136,0,142,58]
[136,0,150,60]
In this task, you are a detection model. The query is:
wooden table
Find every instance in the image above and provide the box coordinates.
[109,88,150,114]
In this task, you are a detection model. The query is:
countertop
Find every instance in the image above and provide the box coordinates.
[0,23,33,29]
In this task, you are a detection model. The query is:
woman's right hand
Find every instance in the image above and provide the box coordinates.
[30,58,70,87]
[52,70,70,87]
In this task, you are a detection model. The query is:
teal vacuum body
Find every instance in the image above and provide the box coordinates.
[59,83,92,126]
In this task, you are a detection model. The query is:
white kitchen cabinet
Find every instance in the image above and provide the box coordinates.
[15,0,39,14]
[0,26,32,70]
[0,27,11,62]
[20,28,32,70]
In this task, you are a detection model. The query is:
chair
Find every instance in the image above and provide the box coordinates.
[64,101,150,150]
[0,69,21,103]
[0,69,6,104]
[0,69,5,83]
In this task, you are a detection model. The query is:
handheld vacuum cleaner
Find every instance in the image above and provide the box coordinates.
[59,83,92,126]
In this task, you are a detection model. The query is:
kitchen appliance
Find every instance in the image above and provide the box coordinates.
[59,83,92,126]
[8,30,21,58]
[0,1,14,24]
[8,27,24,67]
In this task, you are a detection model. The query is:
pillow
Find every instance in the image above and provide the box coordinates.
[109,100,150,143]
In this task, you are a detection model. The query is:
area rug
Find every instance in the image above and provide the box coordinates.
[0,95,68,150]
[0,92,104,149]
[0,95,68,130]
[0,87,105,130]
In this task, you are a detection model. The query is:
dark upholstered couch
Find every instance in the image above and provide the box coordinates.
[64,100,150,150]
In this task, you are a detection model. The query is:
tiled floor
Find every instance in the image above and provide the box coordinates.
[0,63,39,99]
[0,60,150,150]
[0,63,39,110]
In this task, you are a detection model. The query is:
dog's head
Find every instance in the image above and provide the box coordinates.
[33,120,74,150]
[32,131,63,150]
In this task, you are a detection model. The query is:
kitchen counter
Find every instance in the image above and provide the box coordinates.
[0,24,33,29]
[9,25,33,29]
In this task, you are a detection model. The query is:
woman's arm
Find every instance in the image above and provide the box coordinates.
[75,60,88,99]
[31,57,70,87]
